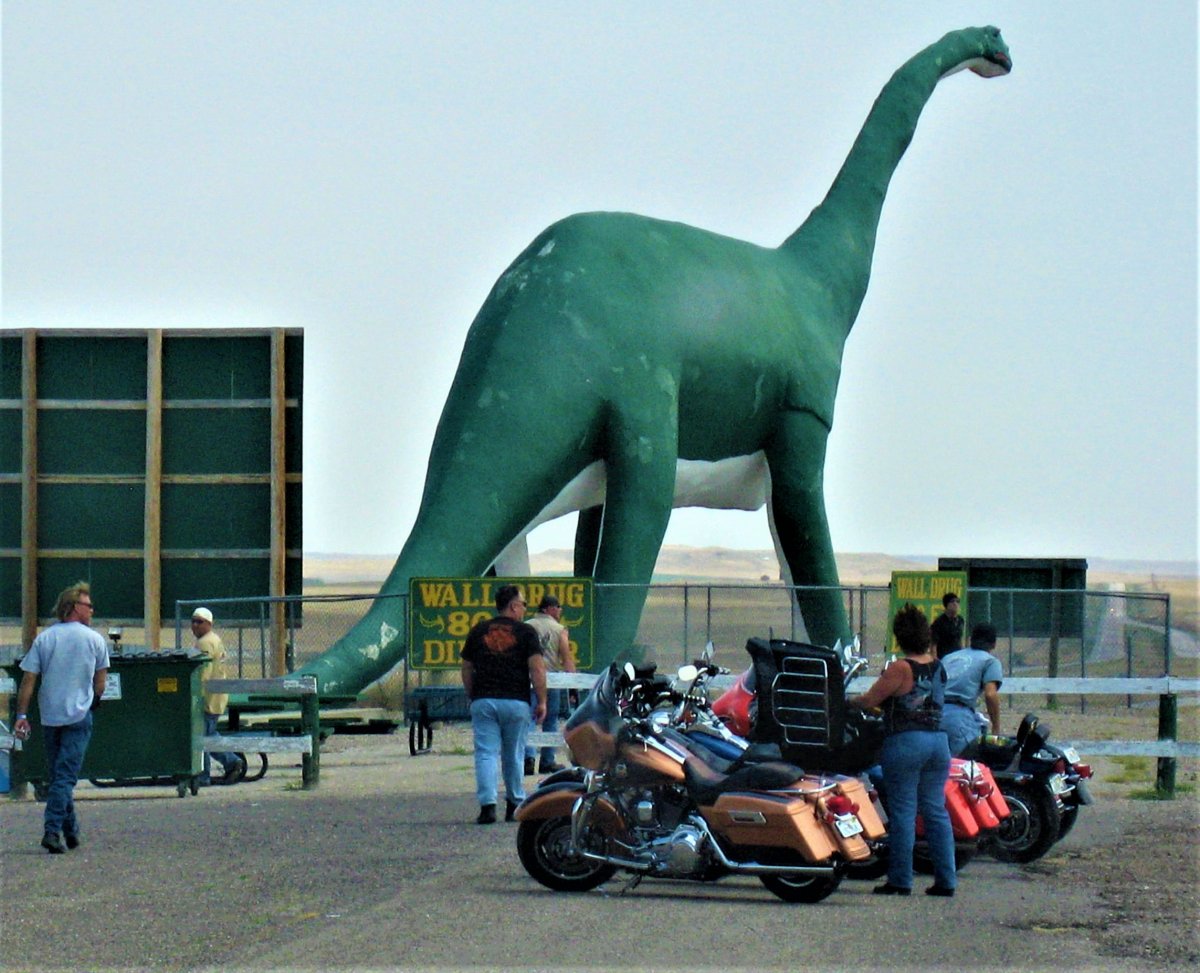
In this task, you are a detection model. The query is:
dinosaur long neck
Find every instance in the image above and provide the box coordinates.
[781,31,977,334]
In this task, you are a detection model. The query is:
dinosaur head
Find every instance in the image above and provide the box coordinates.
[966,25,1012,77]
[939,26,1012,80]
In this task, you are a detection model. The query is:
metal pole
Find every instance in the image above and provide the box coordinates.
[683,584,690,664]
[301,688,321,789]
[1163,592,1172,676]
[1156,693,1177,798]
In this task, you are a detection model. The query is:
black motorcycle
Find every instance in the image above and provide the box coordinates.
[963,713,1094,863]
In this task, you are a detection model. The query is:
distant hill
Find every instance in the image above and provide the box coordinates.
[304,548,1196,586]
[303,548,935,585]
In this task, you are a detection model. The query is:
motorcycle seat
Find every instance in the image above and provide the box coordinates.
[683,756,805,807]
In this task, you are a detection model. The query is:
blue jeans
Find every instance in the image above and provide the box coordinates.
[42,713,93,839]
[203,712,240,780]
[526,688,563,764]
[880,730,957,890]
[470,697,530,806]
[940,704,983,757]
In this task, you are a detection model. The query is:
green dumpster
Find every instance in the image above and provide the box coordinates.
[5,651,207,799]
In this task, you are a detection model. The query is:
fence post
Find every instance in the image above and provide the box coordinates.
[301,688,321,789]
[1155,693,1177,797]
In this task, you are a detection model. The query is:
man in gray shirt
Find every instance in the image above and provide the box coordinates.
[14,582,109,853]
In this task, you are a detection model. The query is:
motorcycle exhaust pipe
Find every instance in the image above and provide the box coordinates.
[570,799,839,878]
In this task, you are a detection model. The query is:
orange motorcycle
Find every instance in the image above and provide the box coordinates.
[514,661,884,903]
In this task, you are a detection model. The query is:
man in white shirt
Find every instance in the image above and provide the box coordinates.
[14,582,109,854]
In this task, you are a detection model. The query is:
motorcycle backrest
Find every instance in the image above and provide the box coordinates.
[743,638,846,756]
[1015,712,1039,748]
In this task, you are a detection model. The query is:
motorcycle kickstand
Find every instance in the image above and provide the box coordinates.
[604,872,644,897]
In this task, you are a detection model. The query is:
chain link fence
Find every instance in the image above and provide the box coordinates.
[2,583,1186,714]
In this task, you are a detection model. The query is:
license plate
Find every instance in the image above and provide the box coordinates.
[835,815,864,838]
[1062,746,1080,764]
[1049,773,1074,796]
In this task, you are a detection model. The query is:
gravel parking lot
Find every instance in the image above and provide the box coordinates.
[1,723,1196,973]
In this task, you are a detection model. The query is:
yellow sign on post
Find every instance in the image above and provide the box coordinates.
[886,571,968,655]
[408,577,594,670]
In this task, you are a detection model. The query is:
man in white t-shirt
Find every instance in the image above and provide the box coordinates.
[14,582,109,854]
[524,595,576,774]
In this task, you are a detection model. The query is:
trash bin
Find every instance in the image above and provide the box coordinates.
[5,651,208,799]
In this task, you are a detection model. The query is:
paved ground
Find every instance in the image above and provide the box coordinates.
[1,725,1196,973]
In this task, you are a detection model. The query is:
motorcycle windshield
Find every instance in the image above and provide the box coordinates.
[564,662,621,734]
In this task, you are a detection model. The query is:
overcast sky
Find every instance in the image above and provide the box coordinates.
[4,2,1197,565]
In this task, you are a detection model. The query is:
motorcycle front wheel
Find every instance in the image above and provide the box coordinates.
[759,872,842,903]
[516,816,617,892]
[988,782,1060,863]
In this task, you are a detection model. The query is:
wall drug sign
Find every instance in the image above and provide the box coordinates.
[886,570,968,655]
[408,577,594,670]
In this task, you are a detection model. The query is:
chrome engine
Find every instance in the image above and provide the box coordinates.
[645,821,708,877]
[616,788,713,877]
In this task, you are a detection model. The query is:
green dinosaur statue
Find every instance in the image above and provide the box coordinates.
[303,26,1012,694]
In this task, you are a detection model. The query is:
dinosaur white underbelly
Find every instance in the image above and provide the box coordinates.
[492,453,772,574]
[539,452,769,525]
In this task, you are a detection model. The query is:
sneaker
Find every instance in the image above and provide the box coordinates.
[538,760,564,774]
[476,804,497,825]
[505,799,520,822]
[64,833,81,850]
[221,756,247,785]
[524,757,536,776]
[41,833,66,854]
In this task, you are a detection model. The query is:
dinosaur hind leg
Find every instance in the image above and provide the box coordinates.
[589,408,679,667]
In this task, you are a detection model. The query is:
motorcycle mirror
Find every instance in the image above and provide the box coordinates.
[677,664,699,683]
[702,641,715,662]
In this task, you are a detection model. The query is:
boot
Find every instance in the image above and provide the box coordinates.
[524,757,536,776]
[476,804,497,825]
[538,757,564,773]
[505,799,520,822]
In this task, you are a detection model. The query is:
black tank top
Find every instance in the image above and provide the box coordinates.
[883,658,947,735]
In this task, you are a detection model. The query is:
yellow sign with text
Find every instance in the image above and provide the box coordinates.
[886,571,968,655]
[408,577,594,670]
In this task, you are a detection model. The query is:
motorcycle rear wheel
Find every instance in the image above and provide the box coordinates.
[988,782,1060,863]
[759,872,842,903]
[913,841,976,875]
[517,816,616,892]
[1056,804,1079,841]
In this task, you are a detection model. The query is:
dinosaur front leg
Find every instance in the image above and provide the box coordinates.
[590,410,679,667]
[766,409,851,649]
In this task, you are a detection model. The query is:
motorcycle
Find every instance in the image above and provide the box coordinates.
[514,659,886,903]
[708,637,1009,874]
[961,713,1094,863]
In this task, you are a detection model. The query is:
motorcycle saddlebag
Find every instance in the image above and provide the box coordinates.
[974,760,1011,820]
[834,776,887,840]
[916,766,981,840]
[952,760,1001,830]
[704,792,838,863]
